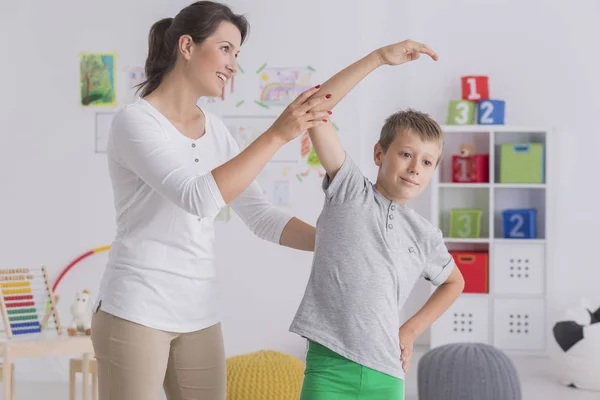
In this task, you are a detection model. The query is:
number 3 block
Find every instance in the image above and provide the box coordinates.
[449,209,483,238]
[477,100,505,125]
[447,100,476,125]
[462,76,489,101]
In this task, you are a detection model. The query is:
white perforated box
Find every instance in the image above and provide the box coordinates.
[430,296,490,348]
[492,242,545,295]
[492,297,545,351]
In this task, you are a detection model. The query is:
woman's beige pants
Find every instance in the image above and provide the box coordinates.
[91,309,226,400]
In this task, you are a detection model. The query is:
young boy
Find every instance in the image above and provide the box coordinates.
[289,40,465,399]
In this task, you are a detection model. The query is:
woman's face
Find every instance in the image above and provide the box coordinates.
[180,21,241,98]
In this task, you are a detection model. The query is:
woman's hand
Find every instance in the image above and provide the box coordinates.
[376,39,438,66]
[265,85,332,144]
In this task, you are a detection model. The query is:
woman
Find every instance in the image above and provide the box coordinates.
[90,1,332,399]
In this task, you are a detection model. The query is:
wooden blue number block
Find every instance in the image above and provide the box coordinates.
[502,209,536,239]
[477,100,505,125]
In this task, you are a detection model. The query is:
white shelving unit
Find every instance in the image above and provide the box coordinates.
[429,125,552,356]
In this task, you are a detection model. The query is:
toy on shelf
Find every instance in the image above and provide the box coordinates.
[500,143,545,184]
[450,251,488,293]
[0,267,61,339]
[502,208,537,239]
[67,290,93,336]
[449,209,483,239]
[452,144,490,183]
[459,144,474,157]
[447,75,505,125]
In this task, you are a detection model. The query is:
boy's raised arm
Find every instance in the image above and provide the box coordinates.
[307,40,438,180]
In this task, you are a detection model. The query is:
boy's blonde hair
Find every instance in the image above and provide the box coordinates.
[378,109,444,165]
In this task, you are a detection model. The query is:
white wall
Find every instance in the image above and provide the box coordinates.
[1,0,598,382]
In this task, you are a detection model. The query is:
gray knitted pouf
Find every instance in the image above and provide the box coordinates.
[417,342,522,400]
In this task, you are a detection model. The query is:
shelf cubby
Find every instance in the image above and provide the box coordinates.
[438,187,490,240]
[438,131,490,184]
[493,187,546,240]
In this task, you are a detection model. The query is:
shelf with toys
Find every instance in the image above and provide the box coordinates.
[429,75,551,356]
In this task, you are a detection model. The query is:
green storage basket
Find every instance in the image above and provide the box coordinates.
[450,209,483,238]
[500,143,545,183]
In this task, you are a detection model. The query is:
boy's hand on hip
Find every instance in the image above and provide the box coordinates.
[398,326,417,372]
[376,40,438,66]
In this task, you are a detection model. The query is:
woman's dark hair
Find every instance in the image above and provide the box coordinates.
[137,1,249,97]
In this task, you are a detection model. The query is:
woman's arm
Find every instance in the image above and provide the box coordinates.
[228,178,315,252]
[212,87,331,204]
[113,87,331,219]
[279,218,315,251]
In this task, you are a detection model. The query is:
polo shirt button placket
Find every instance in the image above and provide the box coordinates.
[387,203,396,230]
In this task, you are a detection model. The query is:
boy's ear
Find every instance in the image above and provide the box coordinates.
[374,142,384,166]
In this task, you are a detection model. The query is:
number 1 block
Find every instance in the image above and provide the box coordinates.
[462,76,489,101]
[477,100,505,125]
[447,100,476,125]
[452,154,490,183]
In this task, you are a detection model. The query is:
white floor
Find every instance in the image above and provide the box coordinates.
[8,346,600,400]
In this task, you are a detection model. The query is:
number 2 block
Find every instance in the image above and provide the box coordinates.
[502,209,536,239]
[462,76,489,101]
[477,100,505,125]
[447,100,476,125]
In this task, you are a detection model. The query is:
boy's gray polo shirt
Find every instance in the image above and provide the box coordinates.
[290,154,455,380]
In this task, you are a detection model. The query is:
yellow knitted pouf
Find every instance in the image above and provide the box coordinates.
[226,350,305,400]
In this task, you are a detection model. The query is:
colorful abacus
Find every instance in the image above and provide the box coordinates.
[0,266,61,339]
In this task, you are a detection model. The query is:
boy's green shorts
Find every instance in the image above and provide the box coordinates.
[300,341,405,400]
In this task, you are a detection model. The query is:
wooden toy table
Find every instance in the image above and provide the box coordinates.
[0,333,94,400]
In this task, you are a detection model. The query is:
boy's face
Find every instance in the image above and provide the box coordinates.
[373,129,442,205]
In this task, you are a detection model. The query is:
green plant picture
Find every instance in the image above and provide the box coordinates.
[80,52,116,106]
